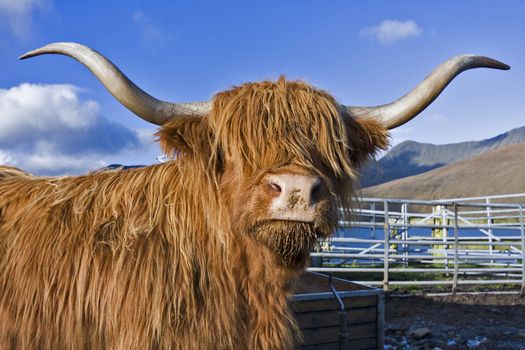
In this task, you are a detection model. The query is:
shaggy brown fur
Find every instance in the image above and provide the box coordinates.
[0,77,388,349]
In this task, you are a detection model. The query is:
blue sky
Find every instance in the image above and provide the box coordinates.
[0,0,523,175]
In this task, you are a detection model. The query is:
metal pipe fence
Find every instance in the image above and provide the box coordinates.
[309,193,525,294]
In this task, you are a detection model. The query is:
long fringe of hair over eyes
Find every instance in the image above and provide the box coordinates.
[209,77,389,216]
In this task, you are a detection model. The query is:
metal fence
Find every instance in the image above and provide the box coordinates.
[308,193,525,294]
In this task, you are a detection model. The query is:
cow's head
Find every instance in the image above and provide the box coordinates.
[20,43,509,268]
[156,78,390,267]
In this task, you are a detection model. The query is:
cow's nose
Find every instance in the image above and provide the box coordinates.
[265,174,323,222]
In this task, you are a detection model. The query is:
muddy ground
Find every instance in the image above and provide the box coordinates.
[385,293,525,349]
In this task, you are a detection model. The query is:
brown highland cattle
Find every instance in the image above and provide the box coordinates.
[0,43,509,349]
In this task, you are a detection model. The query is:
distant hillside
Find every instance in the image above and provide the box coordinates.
[361,126,525,187]
[362,141,525,200]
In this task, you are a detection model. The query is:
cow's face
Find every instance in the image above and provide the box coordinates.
[158,78,389,268]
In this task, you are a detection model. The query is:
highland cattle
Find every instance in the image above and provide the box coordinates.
[0,43,509,349]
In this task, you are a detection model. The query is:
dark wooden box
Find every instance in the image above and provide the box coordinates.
[291,272,384,350]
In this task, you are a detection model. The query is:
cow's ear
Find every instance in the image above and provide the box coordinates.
[345,117,390,168]
[156,116,212,157]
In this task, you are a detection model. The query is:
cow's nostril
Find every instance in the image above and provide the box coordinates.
[268,181,282,194]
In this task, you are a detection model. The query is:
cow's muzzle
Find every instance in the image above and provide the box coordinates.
[265,174,324,223]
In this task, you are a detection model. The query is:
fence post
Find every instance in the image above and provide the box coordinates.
[371,202,376,240]
[442,206,449,277]
[432,205,444,263]
[486,198,494,264]
[452,203,459,294]
[520,204,525,295]
[402,203,408,267]
[383,201,390,292]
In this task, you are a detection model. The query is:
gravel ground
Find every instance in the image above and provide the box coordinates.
[384,293,525,350]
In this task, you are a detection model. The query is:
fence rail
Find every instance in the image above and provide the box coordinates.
[308,193,525,294]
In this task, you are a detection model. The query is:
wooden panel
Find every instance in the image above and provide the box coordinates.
[348,337,377,350]
[347,323,376,341]
[291,295,377,313]
[298,337,376,350]
[299,342,340,350]
[377,293,385,349]
[299,323,376,345]
[296,307,377,329]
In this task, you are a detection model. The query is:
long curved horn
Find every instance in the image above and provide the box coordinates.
[346,55,509,129]
[20,42,211,125]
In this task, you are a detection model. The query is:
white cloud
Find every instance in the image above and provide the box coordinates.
[135,127,157,143]
[21,152,108,175]
[0,0,48,39]
[132,11,172,51]
[0,150,11,164]
[360,19,422,46]
[0,83,144,175]
[426,113,447,122]
[389,125,416,146]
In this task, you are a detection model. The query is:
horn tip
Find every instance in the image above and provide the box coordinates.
[471,55,510,71]
[499,62,511,71]
[19,42,80,61]
[489,58,510,71]
[19,50,38,60]
[19,45,52,60]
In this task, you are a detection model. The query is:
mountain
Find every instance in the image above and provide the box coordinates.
[360,126,525,187]
[362,141,525,201]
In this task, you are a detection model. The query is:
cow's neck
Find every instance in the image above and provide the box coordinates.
[232,235,300,349]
